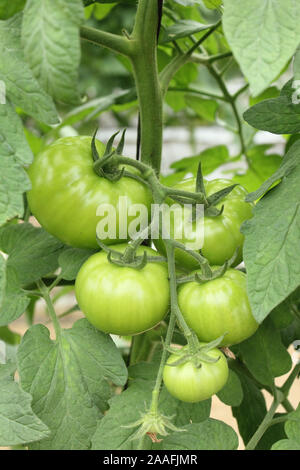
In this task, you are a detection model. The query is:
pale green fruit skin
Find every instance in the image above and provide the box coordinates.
[163,346,229,403]
[178,268,259,347]
[75,244,170,336]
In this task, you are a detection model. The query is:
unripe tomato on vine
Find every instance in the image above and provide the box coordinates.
[154,178,253,269]
[27,136,152,249]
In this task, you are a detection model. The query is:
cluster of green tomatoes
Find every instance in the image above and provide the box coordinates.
[27,135,258,404]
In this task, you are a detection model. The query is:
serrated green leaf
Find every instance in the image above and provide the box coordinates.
[59,247,97,281]
[238,318,292,387]
[161,420,238,450]
[17,319,127,450]
[0,223,65,286]
[0,14,58,124]
[22,0,84,105]
[217,369,243,406]
[223,0,300,96]
[241,148,300,323]
[0,363,50,446]
[0,101,33,166]
[0,264,30,327]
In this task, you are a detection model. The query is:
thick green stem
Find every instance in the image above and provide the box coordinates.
[130,0,163,172]
[80,26,132,56]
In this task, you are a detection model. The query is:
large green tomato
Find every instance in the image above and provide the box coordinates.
[27,136,152,248]
[154,178,253,269]
[178,268,259,347]
[163,345,228,403]
[75,244,170,335]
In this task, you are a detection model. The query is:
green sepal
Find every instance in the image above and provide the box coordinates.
[122,408,185,441]
[206,184,237,207]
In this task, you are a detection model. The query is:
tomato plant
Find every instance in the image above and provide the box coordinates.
[0,0,299,454]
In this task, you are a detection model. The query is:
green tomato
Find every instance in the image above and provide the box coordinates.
[27,136,152,248]
[178,268,259,346]
[163,345,228,403]
[75,244,170,336]
[154,178,253,269]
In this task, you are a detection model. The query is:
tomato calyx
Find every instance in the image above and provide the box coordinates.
[188,162,238,220]
[165,335,226,369]
[122,408,184,441]
[96,237,166,270]
[92,129,126,182]
[176,246,240,286]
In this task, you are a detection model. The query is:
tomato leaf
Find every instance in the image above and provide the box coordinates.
[241,144,300,323]
[0,261,30,327]
[169,145,230,178]
[272,406,300,450]
[22,0,84,105]
[231,369,267,445]
[0,327,21,346]
[231,145,282,193]
[238,318,292,387]
[0,101,33,166]
[160,20,215,44]
[185,94,219,122]
[0,363,50,446]
[160,420,238,450]
[216,369,243,406]
[59,247,97,281]
[0,14,58,124]
[92,381,153,450]
[244,80,300,134]
[0,223,65,286]
[223,0,300,96]
[17,319,128,450]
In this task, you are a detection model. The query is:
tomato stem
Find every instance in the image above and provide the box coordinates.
[37,280,62,339]
[130,0,163,172]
